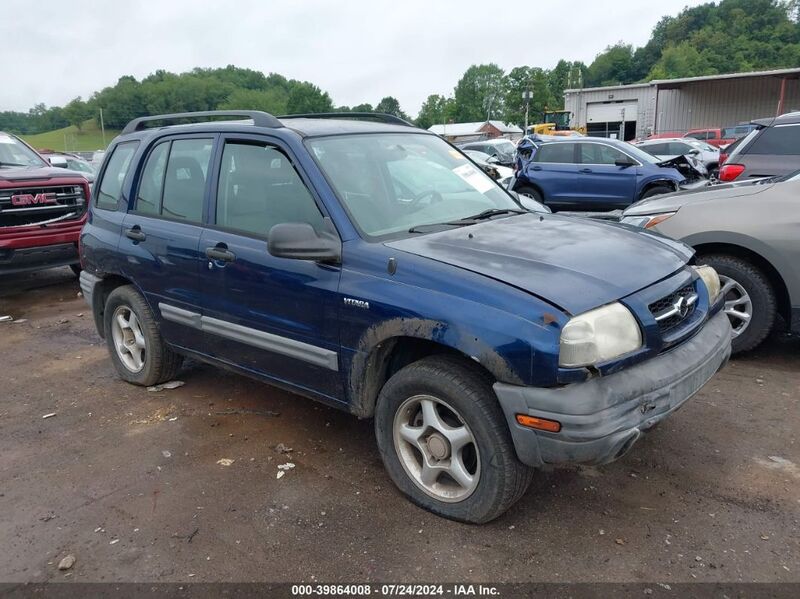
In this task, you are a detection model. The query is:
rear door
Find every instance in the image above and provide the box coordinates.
[196,135,343,400]
[120,135,216,349]
[528,142,581,207]
[739,123,800,178]
[577,142,638,208]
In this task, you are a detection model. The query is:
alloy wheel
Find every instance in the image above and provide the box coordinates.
[392,394,480,503]
[719,274,752,338]
[111,305,146,373]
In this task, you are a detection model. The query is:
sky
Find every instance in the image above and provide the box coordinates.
[1,0,708,116]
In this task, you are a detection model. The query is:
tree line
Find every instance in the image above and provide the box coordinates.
[2,0,797,137]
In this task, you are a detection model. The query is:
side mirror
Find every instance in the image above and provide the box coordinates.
[268,217,341,264]
[688,149,701,156]
[486,156,499,165]
[48,156,68,168]
[615,157,635,168]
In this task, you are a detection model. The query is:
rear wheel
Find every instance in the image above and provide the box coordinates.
[697,254,776,354]
[103,285,183,386]
[375,355,533,523]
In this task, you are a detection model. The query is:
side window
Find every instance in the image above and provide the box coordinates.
[95,141,138,211]
[161,139,213,223]
[135,142,170,215]
[746,124,800,155]
[535,143,576,164]
[707,131,718,140]
[668,142,690,155]
[215,141,323,237]
[644,143,667,155]
[581,143,628,165]
[685,132,704,141]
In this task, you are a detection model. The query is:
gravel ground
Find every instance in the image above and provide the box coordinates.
[0,267,798,583]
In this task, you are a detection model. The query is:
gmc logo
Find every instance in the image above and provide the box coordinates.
[10,192,58,206]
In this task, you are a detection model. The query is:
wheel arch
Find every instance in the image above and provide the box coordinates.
[91,274,136,338]
[347,319,524,419]
[639,178,678,199]
[692,241,791,325]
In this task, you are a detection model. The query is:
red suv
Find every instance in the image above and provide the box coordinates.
[0,132,91,275]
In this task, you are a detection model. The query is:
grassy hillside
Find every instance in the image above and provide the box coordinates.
[20,119,118,152]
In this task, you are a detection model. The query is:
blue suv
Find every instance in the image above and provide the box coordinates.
[79,111,731,523]
[514,136,700,211]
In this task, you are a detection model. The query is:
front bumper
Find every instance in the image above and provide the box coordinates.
[493,310,731,467]
[0,242,79,275]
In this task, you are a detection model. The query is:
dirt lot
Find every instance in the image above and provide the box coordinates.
[0,267,798,584]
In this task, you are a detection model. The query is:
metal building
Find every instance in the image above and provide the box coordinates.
[563,68,800,140]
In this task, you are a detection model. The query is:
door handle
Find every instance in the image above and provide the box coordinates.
[531,166,542,171]
[125,226,146,242]
[579,168,593,173]
[205,246,236,262]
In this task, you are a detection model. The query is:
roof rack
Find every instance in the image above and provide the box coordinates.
[279,112,414,127]
[121,110,283,135]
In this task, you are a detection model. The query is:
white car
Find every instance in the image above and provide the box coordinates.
[636,138,720,174]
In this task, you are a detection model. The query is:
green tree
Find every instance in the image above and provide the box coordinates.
[414,94,454,129]
[63,98,91,130]
[453,64,506,122]
[219,88,289,114]
[503,66,555,128]
[586,43,636,86]
[285,82,334,114]
[374,96,408,119]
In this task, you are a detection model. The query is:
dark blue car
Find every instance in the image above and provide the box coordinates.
[514,136,699,211]
[79,111,731,523]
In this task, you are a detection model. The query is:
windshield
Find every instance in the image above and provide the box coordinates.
[0,133,47,167]
[308,133,521,239]
[620,142,661,164]
[492,140,517,158]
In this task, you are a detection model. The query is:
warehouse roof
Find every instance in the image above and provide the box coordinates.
[565,67,800,94]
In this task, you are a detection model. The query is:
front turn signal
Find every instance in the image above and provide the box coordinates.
[516,414,562,433]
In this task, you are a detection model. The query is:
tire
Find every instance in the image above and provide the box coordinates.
[640,185,673,200]
[103,285,183,386]
[697,254,776,354]
[516,185,544,204]
[69,264,81,277]
[374,355,533,523]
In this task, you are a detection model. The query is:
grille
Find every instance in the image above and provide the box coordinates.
[649,284,698,335]
[0,185,86,228]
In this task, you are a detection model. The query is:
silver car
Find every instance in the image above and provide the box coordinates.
[621,172,800,353]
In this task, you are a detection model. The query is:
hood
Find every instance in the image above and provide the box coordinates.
[656,155,704,181]
[624,179,773,216]
[0,165,88,184]
[386,214,691,315]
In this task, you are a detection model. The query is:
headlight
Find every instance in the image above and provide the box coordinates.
[559,302,643,368]
[694,265,721,302]
[619,212,676,229]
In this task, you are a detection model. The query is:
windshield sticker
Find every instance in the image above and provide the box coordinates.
[452,163,494,193]
[0,134,16,144]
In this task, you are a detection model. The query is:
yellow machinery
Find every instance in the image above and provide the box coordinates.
[528,110,586,136]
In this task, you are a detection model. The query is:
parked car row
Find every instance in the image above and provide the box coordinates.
[647,123,759,148]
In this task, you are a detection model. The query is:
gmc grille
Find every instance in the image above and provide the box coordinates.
[0,185,86,228]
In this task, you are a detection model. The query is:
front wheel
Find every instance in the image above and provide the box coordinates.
[640,185,674,200]
[697,255,776,354]
[516,185,544,204]
[375,355,533,523]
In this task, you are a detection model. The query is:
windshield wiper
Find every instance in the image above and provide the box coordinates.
[0,161,28,167]
[456,208,526,222]
[408,221,471,234]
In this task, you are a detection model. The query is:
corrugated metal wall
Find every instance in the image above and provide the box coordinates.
[564,85,655,138]
[565,75,800,138]
[655,77,800,132]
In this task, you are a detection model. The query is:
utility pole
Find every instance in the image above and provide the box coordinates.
[522,88,532,134]
[99,108,106,147]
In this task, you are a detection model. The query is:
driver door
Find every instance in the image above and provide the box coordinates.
[197,135,343,400]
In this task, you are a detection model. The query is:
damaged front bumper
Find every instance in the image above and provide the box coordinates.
[493,310,731,467]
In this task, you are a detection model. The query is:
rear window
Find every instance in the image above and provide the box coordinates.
[95,141,139,211]
[745,124,800,156]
